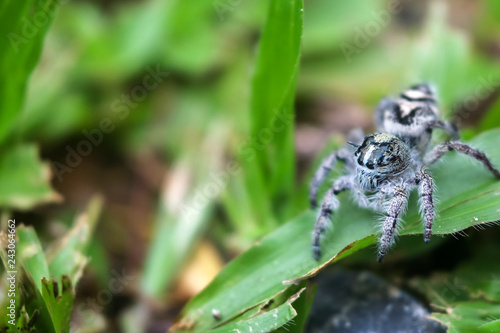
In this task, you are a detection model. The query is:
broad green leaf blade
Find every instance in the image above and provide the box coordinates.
[0,144,61,210]
[172,129,500,332]
[0,0,59,144]
[480,320,500,333]
[41,276,74,333]
[170,209,375,333]
[246,0,303,220]
[208,288,305,333]
[281,284,317,333]
[45,196,103,283]
[203,282,311,332]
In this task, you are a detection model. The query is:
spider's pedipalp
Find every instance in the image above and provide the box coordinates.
[377,186,409,263]
[416,170,435,243]
[424,141,500,178]
[313,176,353,260]
[426,120,459,140]
[309,148,352,208]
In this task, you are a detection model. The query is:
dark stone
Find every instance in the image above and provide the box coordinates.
[305,270,446,333]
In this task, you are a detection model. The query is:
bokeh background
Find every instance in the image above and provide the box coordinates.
[2,0,500,332]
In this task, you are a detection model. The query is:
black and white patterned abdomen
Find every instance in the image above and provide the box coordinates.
[374,83,440,152]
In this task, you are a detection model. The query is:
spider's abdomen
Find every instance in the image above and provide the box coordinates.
[374,84,439,148]
[355,133,411,190]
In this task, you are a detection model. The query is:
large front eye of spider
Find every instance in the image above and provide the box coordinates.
[355,133,410,174]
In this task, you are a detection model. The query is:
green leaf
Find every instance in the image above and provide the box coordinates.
[244,0,304,222]
[141,163,214,298]
[19,267,57,333]
[41,276,74,333]
[0,201,98,332]
[208,287,306,333]
[171,129,500,332]
[45,196,103,283]
[410,235,500,332]
[16,225,50,292]
[0,0,59,144]
[432,302,500,333]
[0,144,61,210]
[1,239,55,332]
[202,282,313,333]
[480,320,500,333]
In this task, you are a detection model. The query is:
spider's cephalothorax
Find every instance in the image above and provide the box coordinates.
[310,83,500,262]
[354,133,411,191]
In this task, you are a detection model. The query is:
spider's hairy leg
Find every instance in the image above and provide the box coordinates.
[309,149,351,209]
[312,176,353,260]
[424,141,500,178]
[416,171,435,243]
[426,120,460,140]
[378,186,409,263]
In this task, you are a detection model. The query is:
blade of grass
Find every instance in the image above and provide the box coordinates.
[0,0,59,144]
[16,226,50,292]
[141,162,214,298]
[244,0,304,223]
[45,196,103,283]
[41,276,74,333]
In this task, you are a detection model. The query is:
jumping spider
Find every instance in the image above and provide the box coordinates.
[310,83,500,262]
